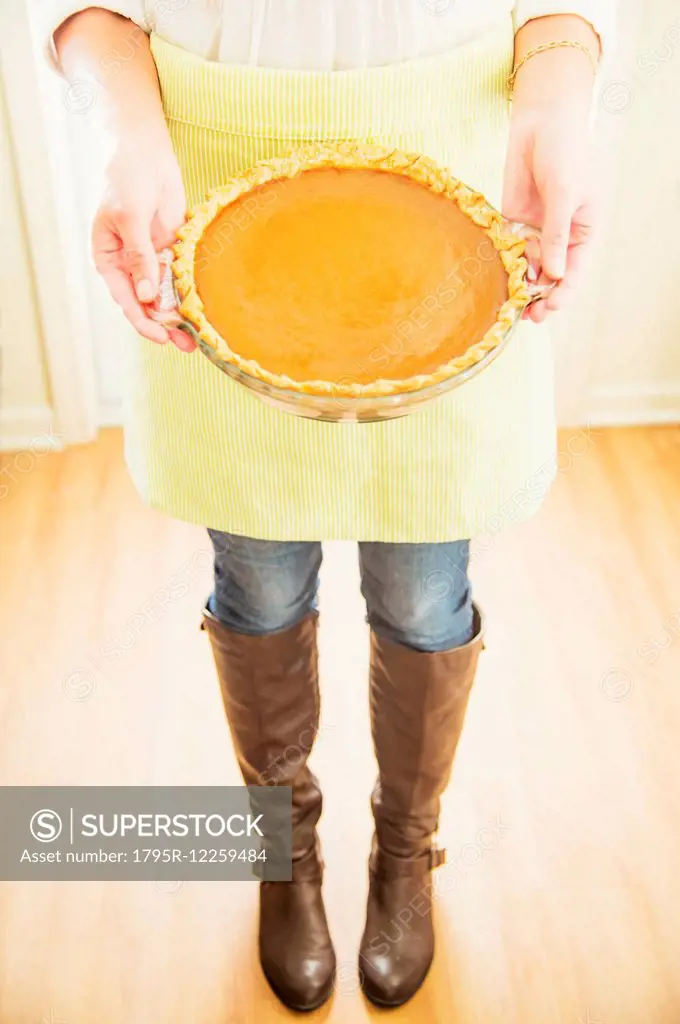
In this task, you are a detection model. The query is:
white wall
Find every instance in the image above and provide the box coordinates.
[56,112,127,426]
[536,0,680,427]
[0,79,52,448]
[1,0,100,451]
[583,0,680,424]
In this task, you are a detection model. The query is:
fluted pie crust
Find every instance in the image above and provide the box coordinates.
[172,142,530,398]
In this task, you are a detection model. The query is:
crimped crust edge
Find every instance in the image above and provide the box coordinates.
[172,142,530,398]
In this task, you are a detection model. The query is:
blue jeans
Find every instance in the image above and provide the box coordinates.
[207,531,474,652]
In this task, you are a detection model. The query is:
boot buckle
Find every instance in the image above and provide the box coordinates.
[429,847,446,869]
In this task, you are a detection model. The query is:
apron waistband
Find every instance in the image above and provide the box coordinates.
[151,24,513,141]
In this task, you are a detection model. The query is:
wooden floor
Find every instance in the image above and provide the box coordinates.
[1,426,680,1023]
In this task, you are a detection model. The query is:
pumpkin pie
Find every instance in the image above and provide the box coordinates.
[172,143,530,397]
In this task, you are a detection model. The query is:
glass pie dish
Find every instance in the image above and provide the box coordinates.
[150,143,553,423]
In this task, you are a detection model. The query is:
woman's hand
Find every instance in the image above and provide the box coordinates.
[502,17,601,324]
[55,8,194,350]
[93,132,195,351]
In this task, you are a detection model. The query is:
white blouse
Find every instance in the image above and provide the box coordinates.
[42,0,614,72]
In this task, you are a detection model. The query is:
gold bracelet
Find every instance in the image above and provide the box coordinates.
[508,40,598,91]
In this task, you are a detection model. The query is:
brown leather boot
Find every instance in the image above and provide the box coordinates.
[203,610,336,1012]
[359,606,484,1007]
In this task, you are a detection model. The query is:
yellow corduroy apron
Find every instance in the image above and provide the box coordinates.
[123,22,556,542]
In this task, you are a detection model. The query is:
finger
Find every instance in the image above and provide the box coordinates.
[137,319,171,344]
[169,327,197,353]
[99,266,171,344]
[118,211,162,303]
[524,300,549,324]
[523,238,588,321]
[544,242,588,312]
[544,283,568,313]
[152,210,186,250]
[540,179,575,282]
[152,185,188,248]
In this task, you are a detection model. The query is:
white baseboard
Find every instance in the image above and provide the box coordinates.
[96,391,680,431]
[101,389,680,431]
[4,390,677,452]
[583,385,680,427]
[0,404,62,453]
[98,399,123,427]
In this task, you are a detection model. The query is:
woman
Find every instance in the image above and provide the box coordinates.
[47,1,612,1011]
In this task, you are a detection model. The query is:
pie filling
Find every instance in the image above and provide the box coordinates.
[193,168,509,388]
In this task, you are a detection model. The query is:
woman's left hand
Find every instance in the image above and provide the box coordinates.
[502,34,599,324]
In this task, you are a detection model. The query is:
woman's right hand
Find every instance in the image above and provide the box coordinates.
[92,131,196,352]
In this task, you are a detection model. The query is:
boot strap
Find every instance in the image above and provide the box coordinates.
[370,845,446,878]
[430,847,447,869]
